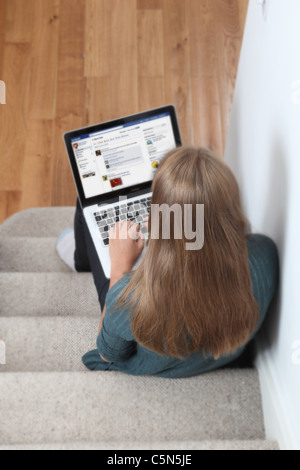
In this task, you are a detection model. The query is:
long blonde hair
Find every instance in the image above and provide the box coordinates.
[116,147,259,359]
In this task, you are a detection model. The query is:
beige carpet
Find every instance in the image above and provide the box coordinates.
[0,208,279,450]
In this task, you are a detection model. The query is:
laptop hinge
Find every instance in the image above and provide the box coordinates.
[97,187,151,207]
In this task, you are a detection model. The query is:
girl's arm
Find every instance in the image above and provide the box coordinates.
[97,221,145,360]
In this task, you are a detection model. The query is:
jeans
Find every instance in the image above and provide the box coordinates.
[74,199,110,310]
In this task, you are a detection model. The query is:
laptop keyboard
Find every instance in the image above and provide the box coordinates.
[93,196,151,246]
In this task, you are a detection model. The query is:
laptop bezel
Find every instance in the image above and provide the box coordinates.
[63,105,182,209]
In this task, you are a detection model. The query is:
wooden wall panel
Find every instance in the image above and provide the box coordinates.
[21,120,55,211]
[0,0,249,223]
[0,0,7,76]
[0,191,22,222]
[27,0,60,120]
[0,43,31,192]
[163,0,193,145]
[52,0,85,206]
[213,0,245,147]
[5,0,34,43]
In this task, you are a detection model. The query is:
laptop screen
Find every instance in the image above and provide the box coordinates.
[70,110,178,200]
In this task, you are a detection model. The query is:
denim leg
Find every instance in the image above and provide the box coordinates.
[74,199,90,272]
[74,199,110,310]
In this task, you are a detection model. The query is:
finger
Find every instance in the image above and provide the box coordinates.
[128,222,140,240]
[111,220,127,239]
[138,229,145,240]
[120,220,132,239]
[109,225,116,239]
[142,217,149,229]
[136,233,145,250]
[140,217,149,238]
[109,221,124,239]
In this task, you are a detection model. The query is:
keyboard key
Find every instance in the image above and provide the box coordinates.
[103,238,109,246]
[98,219,106,226]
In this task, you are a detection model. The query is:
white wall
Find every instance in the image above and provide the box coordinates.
[224,0,300,450]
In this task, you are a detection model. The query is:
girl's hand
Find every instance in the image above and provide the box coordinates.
[109,221,145,280]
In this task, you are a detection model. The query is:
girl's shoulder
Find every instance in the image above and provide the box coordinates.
[246,233,279,270]
[246,233,279,311]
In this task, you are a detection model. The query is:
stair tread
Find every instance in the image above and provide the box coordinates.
[0,440,279,450]
[0,208,274,449]
[0,370,265,445]
[0,237,72,273]
[0,317,98,371]
[0,207,75,238]
[0,272,99,317]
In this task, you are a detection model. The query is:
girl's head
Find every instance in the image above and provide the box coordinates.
[149,146,249,250]
[118,147,259,359]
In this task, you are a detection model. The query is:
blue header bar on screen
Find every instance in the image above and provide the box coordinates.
[70,112,170,142]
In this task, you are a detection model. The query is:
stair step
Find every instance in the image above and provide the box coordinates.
[0,273,99,317]
[0,208,276,449]
[0,237,71,272]
[0,370,265,445]
[0,440,279,450]
[0,317,99,372]
[0,207,75,238]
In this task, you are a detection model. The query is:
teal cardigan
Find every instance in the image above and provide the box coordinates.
[82,234,279,378]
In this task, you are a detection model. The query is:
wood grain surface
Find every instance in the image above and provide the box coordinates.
[0,0,248,223]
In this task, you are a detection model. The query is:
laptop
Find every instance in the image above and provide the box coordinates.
[64,105,182,278]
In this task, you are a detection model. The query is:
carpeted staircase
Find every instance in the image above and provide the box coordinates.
[0,208,279,450]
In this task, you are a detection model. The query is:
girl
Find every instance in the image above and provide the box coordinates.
[58,147,279,377]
